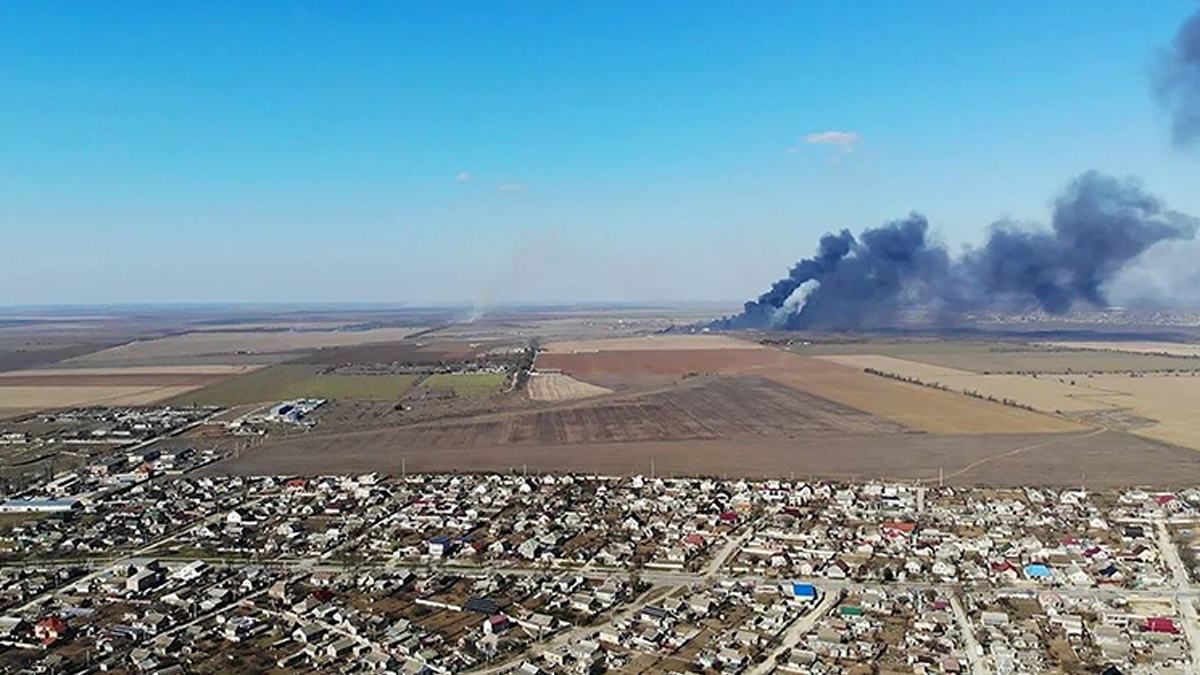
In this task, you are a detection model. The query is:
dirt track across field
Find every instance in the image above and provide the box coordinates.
[204,428,1200,488]
[540,348,1081,434]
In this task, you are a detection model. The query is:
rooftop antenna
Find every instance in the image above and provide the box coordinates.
[938,467,944,488]
[401,457,406,480]
[650,459,655,480]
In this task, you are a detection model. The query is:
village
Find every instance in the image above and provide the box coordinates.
[0,462,1198,674]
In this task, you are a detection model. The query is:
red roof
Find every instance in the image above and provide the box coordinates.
[36,616,68,645]
[1144,617,1179,634]
[37,616,67,632]
[881,521,916,534]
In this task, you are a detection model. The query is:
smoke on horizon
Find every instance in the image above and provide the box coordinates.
[1154,6,1200,148]
[714,171,1199,331]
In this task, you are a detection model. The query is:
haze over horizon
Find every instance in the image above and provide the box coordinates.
[2,2,1198,308]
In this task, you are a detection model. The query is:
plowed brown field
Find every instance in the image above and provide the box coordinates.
[207,427,1200,488]
[540,347,1080,434]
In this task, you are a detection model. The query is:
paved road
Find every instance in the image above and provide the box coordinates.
[1156,521,1200,667]
[950,592,990,675]
[706,525,757,578]
[471,584,671,675]
[747,590,839,675]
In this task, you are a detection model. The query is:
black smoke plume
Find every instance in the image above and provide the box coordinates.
[1154,6,1200,148]
[714,172,1198,331]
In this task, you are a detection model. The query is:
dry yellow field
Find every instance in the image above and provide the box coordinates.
[527,372,613,401]
[819,353,1200,451]
[1075,374,1200,449]
[817,354,1116,414]
[1043,341,1200,358]
[542,334,762,353]
[758,356,1083,434]
[188,321,359,332]
[0,365,262,377]
[58,327,428,367]
[0,385,202,410]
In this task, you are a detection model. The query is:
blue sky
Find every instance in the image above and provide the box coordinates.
[1,1,1197,306]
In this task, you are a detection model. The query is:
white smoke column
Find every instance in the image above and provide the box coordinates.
[1108,238,1200,308]
[771,279,821,327]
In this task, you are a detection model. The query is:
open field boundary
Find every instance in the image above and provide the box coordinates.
[204,428,1200,488]
[1040,341,1200,359]
[816,353,1200,450]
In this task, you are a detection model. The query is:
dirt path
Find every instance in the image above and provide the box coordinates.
[920,427,1108,485]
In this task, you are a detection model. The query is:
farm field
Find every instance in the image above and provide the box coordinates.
[1041,341,1200,358]
[0,363,259,416]
[295,338,520,366]
[10,306,1200,488]
[817,354,1109,414]
[1074,374,1200,449]
[1,365,259,376]
[759,357,1082,434]
[206,427,1200,488]
[230,375,907,452]
[526,372,612,401]
[536,348,784,377]
[167,365,420,405]
[0,329,124,372]
[418,372,508,397]
[541,344,1080,434]
[815,352,1200,450]
[57,327,428,367]
[0,385,201,410]
[0,370,255,387]
[786,340,1200,374]
[542,334,760,353]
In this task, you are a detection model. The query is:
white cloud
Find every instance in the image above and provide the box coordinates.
[789,130,862,153]
[496,182,526,193]
[456,171,471,182]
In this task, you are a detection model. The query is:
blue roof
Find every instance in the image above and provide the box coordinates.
[791,583,817,597]
[1025,564,1052,578]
